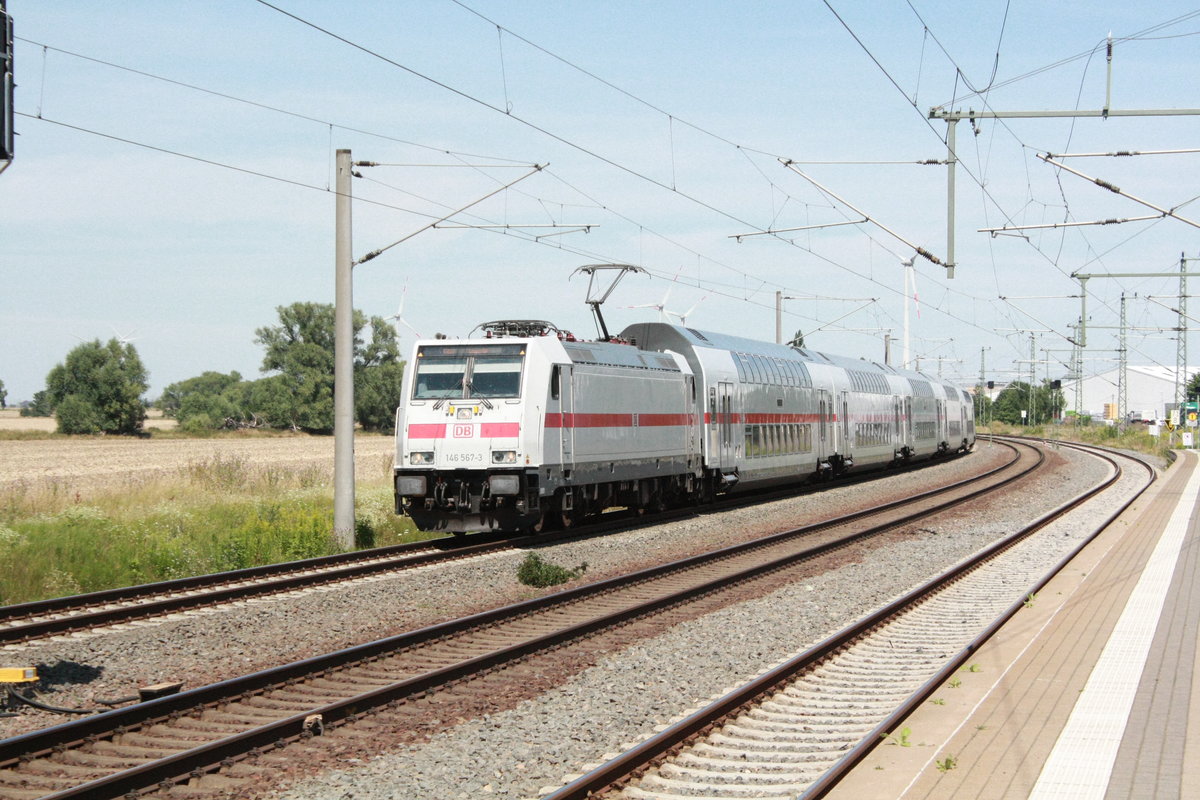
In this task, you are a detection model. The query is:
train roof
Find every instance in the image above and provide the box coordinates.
[619,322,948,385]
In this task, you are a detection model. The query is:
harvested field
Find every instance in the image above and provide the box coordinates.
[0,433,396,494]
[0,407,178,432]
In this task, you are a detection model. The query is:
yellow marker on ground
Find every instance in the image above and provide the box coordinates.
[0,667,38,683]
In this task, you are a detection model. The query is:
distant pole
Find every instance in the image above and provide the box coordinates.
[901,259,913,369]
[775,291,782,344]
[333,149,355,548]
[944,120,956,279]
[1180,252,1189,414]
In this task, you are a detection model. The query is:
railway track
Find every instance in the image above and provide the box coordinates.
[0,450,974,647]
[541,439,1156,800]
[0,440,1036,800]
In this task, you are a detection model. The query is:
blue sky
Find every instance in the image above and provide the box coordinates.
[2,1,1198,403]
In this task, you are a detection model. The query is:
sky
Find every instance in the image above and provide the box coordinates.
[2,1,1199,406]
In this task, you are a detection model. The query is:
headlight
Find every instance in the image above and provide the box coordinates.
[409,451,435,465]
[396,475,427,496]
[488,475,520,495]
[491,450,517,464]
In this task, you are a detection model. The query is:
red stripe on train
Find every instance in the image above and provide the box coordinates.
[703,413,837,423]
[480,422,520,437]
[407,423,446,439]
[545,413,697,428]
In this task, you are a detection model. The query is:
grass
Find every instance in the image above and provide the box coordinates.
[982,420,1174,462]
[0,453,437,606]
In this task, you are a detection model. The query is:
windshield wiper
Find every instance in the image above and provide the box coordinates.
[466,380,494,409]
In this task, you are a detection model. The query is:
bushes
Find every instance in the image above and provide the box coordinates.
[516,552,587,587]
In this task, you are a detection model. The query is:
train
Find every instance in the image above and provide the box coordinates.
[392,319,975,533]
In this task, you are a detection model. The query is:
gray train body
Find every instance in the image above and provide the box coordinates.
[393,322,975,532]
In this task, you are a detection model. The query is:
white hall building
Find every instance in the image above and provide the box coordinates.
[1062,364,1197,422]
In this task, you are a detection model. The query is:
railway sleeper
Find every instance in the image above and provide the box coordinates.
[58,749,148,769]
[687,743,831,765]
[12,758,106,779]
[674,753,825,772]
[636,773,809,797]
[157,716,250,735]
[657,767,816,786]
[0,771,75,792]
[107,730,209,751]
[90,738,177,758]
[706,731,855,752]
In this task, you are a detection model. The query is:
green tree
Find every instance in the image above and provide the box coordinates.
[159,371,242,419]
[992,381,1031,425]
[253,302,405,434]
[20,390,53,417]
[0,378,6,408]
[991,379,1065,426]
[1187,371,1200,402]
[44,339,148,434]
[973,385,993,424]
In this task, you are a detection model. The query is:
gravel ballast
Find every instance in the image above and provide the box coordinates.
[0,442,1148,799]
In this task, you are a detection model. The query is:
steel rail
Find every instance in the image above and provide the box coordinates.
[0,443,1029,799]
[0,450,973,645]
[0,535,515,644]
[541,439,1149,799]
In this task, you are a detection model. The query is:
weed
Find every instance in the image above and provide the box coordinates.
[930,697,946,705]
[1024,592,1037,609]
[881,726,912,747]
[964,663,982,673]
[948,678,962,689]
[516,553,587,587]
[936,755,958,772]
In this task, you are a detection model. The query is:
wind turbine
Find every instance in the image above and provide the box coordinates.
[625,268,683,321]
[665,295,708,326]
[386,281,422,339]
[110,326,137,345]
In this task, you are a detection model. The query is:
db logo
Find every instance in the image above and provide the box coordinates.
[453,424,474,438]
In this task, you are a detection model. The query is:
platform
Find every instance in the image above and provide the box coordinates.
[827,449,1200,800]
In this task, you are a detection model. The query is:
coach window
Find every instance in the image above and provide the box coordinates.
[750,356,766,383]
[550,365,560,400]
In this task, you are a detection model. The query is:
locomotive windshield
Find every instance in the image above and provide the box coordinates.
[413,344,524,400]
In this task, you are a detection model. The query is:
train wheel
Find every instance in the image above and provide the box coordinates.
[529,506,552,534]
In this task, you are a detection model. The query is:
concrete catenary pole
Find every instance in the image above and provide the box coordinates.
[333,149,355,548]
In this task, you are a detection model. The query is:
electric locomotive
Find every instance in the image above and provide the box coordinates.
[393,320,700,533]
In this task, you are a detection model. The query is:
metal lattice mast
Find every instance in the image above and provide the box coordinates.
[1119,293,1128,424]
[1029,334,1037,424]
[1180,252,1188,410]
[1069,322,1084,419]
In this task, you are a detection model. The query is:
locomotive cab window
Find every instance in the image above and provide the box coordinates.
[471,354,523,398]
[413,344,525,400]
[413,355,468,399]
